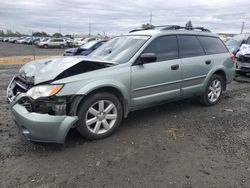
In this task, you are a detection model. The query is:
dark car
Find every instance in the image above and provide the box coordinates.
[225,34,250,54]
[64,40,107,56]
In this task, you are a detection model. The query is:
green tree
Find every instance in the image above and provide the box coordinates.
[32,32,49,37]
[0,30,4,36]
[52,33,63,38]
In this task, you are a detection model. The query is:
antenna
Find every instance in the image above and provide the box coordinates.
[89,22,92,36]
[149,11,153,25]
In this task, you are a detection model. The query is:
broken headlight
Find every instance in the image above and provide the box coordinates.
[26,84,63,99]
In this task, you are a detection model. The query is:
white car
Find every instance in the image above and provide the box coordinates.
[37,38,67,48]
[74,37,96,46]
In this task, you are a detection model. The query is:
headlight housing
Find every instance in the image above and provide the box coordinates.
[26,84,63,99]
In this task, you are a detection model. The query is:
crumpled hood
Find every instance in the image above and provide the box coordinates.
[18,56,104,85]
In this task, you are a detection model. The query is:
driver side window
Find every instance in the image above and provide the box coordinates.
[143,35,178,62]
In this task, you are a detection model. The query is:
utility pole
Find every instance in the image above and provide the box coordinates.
[149,11,153,25]
[59,25,61,35]
[240,21,245,34]
[89,22,91,36]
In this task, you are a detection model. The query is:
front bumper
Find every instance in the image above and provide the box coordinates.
[11,102,78,143]
[9,92,78,143]
[236,61,250,73]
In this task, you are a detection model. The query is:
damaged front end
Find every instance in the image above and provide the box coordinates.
[7,79,81,143]
[7,57,116,143]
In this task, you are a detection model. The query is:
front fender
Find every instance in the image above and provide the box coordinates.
[75,79,130,116]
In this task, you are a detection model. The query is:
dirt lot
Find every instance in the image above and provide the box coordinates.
[0,64,249,188]
[0,42,64,57]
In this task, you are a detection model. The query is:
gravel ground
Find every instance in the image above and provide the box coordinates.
[0,64,249,188]
[0,42,64,57]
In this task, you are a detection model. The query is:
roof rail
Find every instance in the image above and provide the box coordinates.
[129,25,211,33]
[160,25,211,32]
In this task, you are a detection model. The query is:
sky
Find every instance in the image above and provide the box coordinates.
[0,0,249,35]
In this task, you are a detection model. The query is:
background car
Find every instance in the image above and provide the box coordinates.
[16,36,29,44]
[74,37,96,46]
[37,38,67,48]
[3,37,9,42]
[225,33,250,54]
[8,37,19,43]
[64,39,108,56]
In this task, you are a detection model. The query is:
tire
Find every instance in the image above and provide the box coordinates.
[77,92,123,140]
[199,74,224,106]
[60,44,65,48]
[43,44,48,49]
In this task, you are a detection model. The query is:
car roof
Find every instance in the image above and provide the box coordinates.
[127,29,219,38]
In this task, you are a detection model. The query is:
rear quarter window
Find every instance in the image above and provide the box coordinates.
[198,36,228,54]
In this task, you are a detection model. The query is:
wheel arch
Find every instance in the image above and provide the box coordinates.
[213,69,227,90]
[76,86,129,118]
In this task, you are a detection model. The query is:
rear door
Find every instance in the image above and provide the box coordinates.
[131,35,182,107]
[178,35,210,96]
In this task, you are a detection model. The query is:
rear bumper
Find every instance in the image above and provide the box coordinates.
[11,102,78,143]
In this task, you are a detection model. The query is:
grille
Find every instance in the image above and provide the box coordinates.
[11,77,31,96]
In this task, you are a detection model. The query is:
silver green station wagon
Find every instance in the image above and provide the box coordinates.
[7,26,235,143]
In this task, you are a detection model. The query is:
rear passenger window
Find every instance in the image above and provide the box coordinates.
[143,35,178,62]
[198,36,228,54]
[178,35,205,58]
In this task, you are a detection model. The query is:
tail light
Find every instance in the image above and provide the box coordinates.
[230,52,235,61]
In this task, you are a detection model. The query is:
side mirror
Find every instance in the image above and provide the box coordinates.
[135,53,157,65]
[241,40,246,44]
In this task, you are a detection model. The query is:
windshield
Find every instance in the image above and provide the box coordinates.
[88,35,150,64]
[80,41,98,49]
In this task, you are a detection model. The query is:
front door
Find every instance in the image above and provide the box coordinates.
[131,35,182,107]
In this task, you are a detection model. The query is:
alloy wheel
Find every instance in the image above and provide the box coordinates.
[85,100,117,134]
[208,79,222,103]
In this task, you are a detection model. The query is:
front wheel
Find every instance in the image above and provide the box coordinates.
[199,74,224,106]
[77,92,123,140]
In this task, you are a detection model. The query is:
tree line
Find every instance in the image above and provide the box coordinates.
[0,29,71,38]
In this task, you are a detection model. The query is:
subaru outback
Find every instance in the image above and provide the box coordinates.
[7,25,235,143]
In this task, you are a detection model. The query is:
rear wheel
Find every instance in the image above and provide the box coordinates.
[199,74,223,106]
[60,44,65,48]
[43,44,48,49]
[77,92,123,140]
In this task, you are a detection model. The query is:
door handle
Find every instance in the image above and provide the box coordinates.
[171,64,179,70]
[205,60,211,65]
